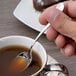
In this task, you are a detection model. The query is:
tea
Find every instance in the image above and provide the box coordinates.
[0,45,42,76]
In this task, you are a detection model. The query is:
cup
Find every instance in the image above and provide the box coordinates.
[0,36,68,76]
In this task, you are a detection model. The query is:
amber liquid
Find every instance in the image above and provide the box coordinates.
[0,45,42,76]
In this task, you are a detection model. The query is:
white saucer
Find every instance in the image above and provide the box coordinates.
[13,0,45,32]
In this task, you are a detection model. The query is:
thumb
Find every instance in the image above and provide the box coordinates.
[47,5,76,41]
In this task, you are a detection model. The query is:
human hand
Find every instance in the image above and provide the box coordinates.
[39,1,76,56]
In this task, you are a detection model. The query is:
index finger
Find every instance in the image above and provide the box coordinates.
[39,1,76,25]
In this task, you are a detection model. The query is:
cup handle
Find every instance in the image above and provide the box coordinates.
[43,64,69,76]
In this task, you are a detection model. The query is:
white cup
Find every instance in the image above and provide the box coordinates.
[0,36,47,76]
[0,36,68,76]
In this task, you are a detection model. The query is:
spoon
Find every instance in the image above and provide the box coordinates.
[9,3,64,73]
[9,23,50,73]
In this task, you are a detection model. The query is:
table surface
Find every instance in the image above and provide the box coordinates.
[0,0,76,76]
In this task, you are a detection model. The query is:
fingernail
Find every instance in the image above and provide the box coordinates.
[56,3,64,11]
[47,3,64,23]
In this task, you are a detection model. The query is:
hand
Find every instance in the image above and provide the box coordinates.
[39,1,76,56]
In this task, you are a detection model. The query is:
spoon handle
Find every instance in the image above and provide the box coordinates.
[30,2,65,50]
[31,2,65,48]
[31,23,50,48]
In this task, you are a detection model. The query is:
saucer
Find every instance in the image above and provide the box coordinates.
[13,0,45,32]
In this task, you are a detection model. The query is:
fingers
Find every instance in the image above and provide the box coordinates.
[46,26,76,57]
[39,2,76,41]
[55,35,76,56]
[48,8,76,41]
[64,1,76,18]
[55,35,66,48]
[46,26,58,40]
[39,5,56,25]
[39,2,76,56]
[39,1,76,24]
[61,43,76,57]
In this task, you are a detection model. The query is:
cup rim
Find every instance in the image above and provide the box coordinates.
[0,35,47,76]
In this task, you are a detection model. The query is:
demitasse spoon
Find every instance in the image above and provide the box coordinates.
[9,23,51,73]
[9,3,64,73]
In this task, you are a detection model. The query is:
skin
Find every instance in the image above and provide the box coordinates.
[39,1,76,56]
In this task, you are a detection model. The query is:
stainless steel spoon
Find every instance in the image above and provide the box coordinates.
[17,23,50,68]
[9,3,64,73]
[9,23,50,72]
